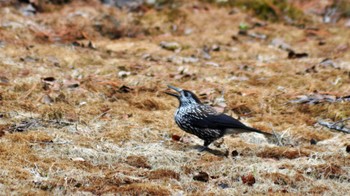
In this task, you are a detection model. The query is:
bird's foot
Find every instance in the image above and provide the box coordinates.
[198,146,209,152]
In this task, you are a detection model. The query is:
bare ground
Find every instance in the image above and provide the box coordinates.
[0,1,350,195]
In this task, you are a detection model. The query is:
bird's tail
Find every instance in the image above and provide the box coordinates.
[226,126,281,145]
[225,126,271,135]
[244,126,273,137]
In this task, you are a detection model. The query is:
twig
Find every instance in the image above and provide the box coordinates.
[268,123,282,146]
[20,83,37,100]
[318,119,350,134]
[331,117,350,125]
[46,119,74,126]
[91,109,111,123]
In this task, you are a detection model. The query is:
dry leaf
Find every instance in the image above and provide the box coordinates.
[241,173,255,186]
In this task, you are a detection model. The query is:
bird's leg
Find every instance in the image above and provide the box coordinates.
[198,140,212,152]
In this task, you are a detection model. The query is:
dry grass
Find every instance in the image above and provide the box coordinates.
[0,0,350,195]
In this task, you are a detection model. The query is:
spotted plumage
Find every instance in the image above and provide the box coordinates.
[166,85,272,151]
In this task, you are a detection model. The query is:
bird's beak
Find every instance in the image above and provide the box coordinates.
[165,85,182,98]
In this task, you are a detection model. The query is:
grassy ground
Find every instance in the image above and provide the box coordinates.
[0,1,350,195]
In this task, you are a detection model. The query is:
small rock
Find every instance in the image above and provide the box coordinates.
[118,71,131,78]
[145,0,156,5]
[71,157,85,162]
[248,32,267,40]
[64,79,80,89]
[277,86,285,91]
[67,83,79,89]
[177,66,189,74]
[160,41,181,51]
[319,58,337,68]
[41,77,59,91]
[184,28,193,35]
[47,56,60,67]
[42,77,56,82]
[20,56,38,63]
[201,46,211,59]
[305,167,312,174]
[318,40,326,45]
[193,172,209,182]
[335,43,349,53]
[345,19,350,28]
[118,85,132,93]
[288,50,308,59]
[218,183,229,189]
[228,9,236,15]
[102,0,144,10]
[88,41,96,49]
[1,21,24,29]
[167,56,183,64]
[346,145,350,153]
[205,62,220,67]
[142,53,160,62]
[231,150,239,157]
[42,94,54,104]
[211,44,220,51]
[0,76,9,84]
[20,4,36,16]
[183,56,199,64]
[142,53,151,59]
[229,76,248,81]
[252,21,267,27]
[271,38,292,51]
[310,138,317,145]
[171,24,177,32]
[213,138,224,148]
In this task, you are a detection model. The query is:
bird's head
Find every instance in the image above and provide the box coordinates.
[165,85,201,107]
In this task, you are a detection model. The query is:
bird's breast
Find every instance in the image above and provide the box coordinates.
[174,107,193,132]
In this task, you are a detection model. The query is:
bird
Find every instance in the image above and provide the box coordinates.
[165,85,273,151]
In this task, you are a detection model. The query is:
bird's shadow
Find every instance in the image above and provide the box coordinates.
[192,145,229,157]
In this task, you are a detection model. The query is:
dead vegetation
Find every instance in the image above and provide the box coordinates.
[0,0,350,195]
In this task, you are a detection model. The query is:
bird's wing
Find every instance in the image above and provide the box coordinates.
[184,105,272,136]
[187,105,249,130]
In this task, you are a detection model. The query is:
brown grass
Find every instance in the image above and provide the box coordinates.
[103,183,171,195]
[148,169,180,180]
[126,155,152,169]
[0,0,350,195]
[257,146,310,159]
